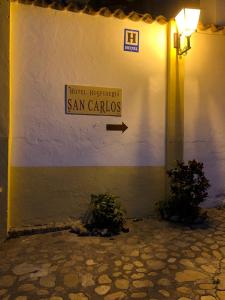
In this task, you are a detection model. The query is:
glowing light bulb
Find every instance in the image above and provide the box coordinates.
[175,8,200,36]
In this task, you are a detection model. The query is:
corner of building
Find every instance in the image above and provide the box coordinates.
[0,0,10,241]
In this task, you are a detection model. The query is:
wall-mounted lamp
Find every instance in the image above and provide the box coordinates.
[174,8,200,56]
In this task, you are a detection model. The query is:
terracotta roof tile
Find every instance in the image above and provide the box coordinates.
[12,0,169,24]
[12,0,225,33]
[198,22,225,34]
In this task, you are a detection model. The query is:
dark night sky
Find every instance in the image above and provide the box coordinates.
[88,0,200,18]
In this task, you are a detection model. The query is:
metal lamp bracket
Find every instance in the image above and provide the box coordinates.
[174,33,191,56]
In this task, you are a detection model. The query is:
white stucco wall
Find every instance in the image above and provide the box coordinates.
[200,0,225,25]
[11,3,167,167]
[184,32,225,206]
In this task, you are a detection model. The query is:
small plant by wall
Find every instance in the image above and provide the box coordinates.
[87,193,126,234]
[157,160,210,223]
[71,193,127,236]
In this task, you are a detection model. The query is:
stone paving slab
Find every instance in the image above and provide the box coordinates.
[1,209,225,300]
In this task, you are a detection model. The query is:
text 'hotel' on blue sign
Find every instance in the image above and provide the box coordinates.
[124,29,140,53]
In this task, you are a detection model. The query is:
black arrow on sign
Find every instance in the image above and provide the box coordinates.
[106,122,128,133]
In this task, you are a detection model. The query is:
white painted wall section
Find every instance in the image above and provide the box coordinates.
[200,0,225,25]
[11,3,167,167]
[184,32,225,206]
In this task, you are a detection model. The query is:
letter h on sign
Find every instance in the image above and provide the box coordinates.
[124,29,139,52]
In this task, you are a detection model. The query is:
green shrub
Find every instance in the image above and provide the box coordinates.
[86,193,126,234]
[158,160,210,222]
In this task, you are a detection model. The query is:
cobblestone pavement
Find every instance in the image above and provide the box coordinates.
[1,209,225,300]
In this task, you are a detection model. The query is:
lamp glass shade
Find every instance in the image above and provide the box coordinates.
[175,8,200,36]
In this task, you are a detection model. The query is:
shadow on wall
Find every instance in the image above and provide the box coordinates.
[128,78,165,215]
[184,35,225,207]
[197,88,225,207]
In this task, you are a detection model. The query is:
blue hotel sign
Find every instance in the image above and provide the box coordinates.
[124,29,139,52]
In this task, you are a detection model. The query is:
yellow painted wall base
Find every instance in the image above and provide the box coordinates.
[0,0,10,240]
[0,138,9,238]
[10,166,165,228]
